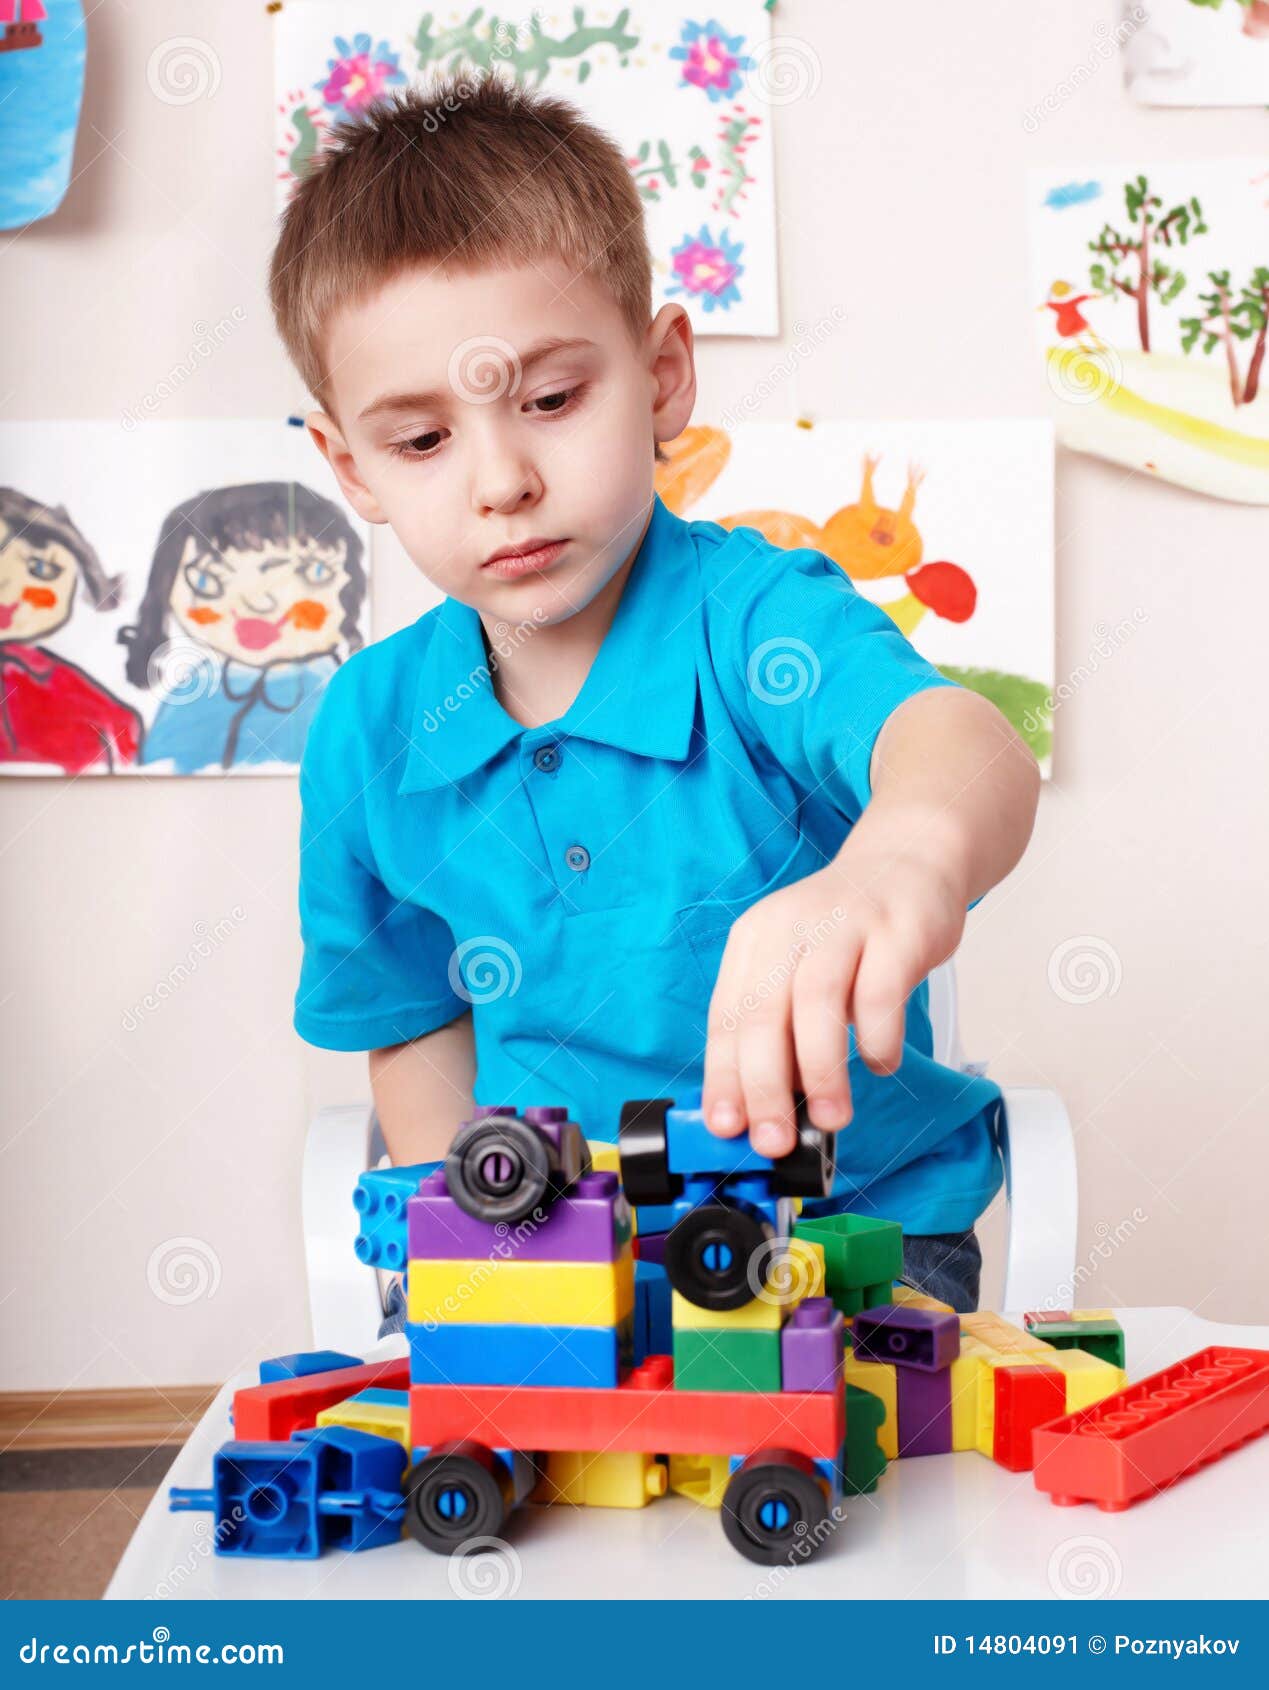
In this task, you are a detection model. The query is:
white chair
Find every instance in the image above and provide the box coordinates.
[302,959,1078,1353]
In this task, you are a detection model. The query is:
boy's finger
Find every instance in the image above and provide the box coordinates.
[791,948,856,1131]
[737,1004,797,1159]
[702,979,747,1138]
[849,947,910,1075]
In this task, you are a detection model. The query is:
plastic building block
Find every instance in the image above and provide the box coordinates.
[169,1426,406,1557]
[842,1350,898,1460]
[1033,1346,1269,1511]
[1048,1347,1127,1413]
[409,1353,845,1462]
[537,1449,668,1508]
[781,1299,845,1393]
[634,1260,672,1365]
[667,1451,731,1508]
[233,1358,411,1442]
[353,1162,440,1272]
[258,1350,363,1385]
[585,1140,623,1179]
[405,1249,634,1328]
[720,1449,832,1566]
[890,1285,955,1314]
[444,1107,590,1225]
[843,1385,888,1495]
[670,1287,783,1332]
[992,1363,1067,1472]
[793,1213,903,1302]
[960,1311,1053,1358]
[407,1168,631,1264]
[634,1231,668,1265]
[897,1364,952,1456]
[673,1327,782,1393]
[620,1092,835,1200]
[861,1281,899,1310]
[1023,1309,1126,1370]
[948,1354,983,1451]
[317,1388,411,1452]
[407,1317,622,1389]
[852,1305,960,1372]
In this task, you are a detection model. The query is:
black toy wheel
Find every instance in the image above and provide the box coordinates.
[617,1098,682,1206]
[769,1106,836,1198]
[404,1443,513,1554]
[445,1115,554,1225]
[721,1451,832,1566]
[663,1200,772,1311]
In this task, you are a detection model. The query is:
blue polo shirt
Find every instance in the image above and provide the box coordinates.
[294,496,1003,1234]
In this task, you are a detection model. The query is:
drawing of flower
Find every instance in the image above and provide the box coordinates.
[317,34,406,117]
[667,227,745,312]
[670,19,754,102]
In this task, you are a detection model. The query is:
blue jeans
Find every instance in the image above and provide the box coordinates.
[378,1228,981,1339]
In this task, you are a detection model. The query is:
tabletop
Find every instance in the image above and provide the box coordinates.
[106,1306,1269,1601]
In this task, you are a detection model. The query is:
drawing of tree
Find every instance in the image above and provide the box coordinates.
[1180,267,1269,406]
[628,139,710,203]
[1087,175,1207,352]
[414,7,640,86]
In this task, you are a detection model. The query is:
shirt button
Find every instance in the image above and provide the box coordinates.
[533,744,560,773]
[564,844,590,873]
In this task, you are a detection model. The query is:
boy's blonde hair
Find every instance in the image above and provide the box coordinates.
[268,76,653,409]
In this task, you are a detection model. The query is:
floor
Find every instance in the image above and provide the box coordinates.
[0,1446,173,1599]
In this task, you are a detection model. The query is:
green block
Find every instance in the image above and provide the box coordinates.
[794,1213,904,1293]
[672,1327,781,1393]
[1040,1327,1126,1370]
[861,1280,897,1310]
[842,1385,888,1496]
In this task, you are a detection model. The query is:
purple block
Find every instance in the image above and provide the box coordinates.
[780,1297,845,1393]
[896,1363,952,1456]
[636,1232,668,1266]
[851,1305,960,1372]
[408,1169,630,1263]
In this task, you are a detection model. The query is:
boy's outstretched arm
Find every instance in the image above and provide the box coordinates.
[701,685,1041,1159]
[369,1012,476,1166]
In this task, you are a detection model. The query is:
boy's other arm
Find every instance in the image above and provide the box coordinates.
[369,1012,476,1166]
[702,685,1040,1158]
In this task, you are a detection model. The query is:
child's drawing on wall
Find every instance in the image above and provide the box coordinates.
[0,486,142,773]
[119,481,366,774]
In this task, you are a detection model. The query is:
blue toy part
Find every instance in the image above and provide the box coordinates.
[406,1318,621,1389]
[169,1426,406,1558]
[725,1450,844,1508]
[258,1350,363,1385]
[353,1161,440,1271]
[634,1260,672,1364]
[664,1095,790,1181]
[662,1173,786,1238]
[411,1445,538,1506]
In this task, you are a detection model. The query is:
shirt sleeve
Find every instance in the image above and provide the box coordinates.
[293,761,468,1053]
[718,540,961,823]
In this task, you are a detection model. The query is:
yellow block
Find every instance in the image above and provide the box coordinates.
[948,1354,983,1452]
[586,1140,622,1179]
[672,1289,782,1331]
[316,1393,411,1453]
[891,1284,955,1314]
[537,1450,667,1509]
[843,1352,897,1460]
[960,1311,1053,1357]
[667,1452,731,1509]
[406,1249,634,1327]
[1048,1347,1127,1412]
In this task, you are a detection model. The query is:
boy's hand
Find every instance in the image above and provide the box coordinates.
[701,806,971,1160]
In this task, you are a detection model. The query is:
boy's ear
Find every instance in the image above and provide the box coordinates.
[647,304,697,449]
[304,409,390,525]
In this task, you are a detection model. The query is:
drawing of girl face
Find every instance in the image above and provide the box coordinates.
[167,532,352,666]
[0,517,78,642]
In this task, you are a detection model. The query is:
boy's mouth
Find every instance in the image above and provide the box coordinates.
[481,538,567,580]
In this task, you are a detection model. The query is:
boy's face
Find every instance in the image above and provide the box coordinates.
[308,259,694,629]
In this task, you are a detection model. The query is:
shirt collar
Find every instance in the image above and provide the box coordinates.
[398,496,700,794]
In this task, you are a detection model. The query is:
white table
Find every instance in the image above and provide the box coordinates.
[107,1308,1269,1600]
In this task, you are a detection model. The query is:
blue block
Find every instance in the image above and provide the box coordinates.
[664,1097,782,1180]
[353,1162,441,1271]
[169,1426,405,1558]
[634,1260,673,1364]
[258,1350,363,1385]
[407,1319,620,1388]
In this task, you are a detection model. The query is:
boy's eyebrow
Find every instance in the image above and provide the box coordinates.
[357,336,598,424]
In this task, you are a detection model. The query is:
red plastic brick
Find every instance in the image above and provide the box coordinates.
[1032,1345,1269,1510]
[410,1352,844,1460]
[233,1359,411,1441]
[993,1363,1067,1472]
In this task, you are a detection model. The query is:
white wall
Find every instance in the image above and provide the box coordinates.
[3,1,1266,1390]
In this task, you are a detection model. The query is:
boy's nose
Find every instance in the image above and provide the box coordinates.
[472,459,543,518]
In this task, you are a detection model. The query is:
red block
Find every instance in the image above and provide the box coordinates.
[410,1353,844,1460]
[1033,1346,1269,1511]
[233,1358,411,1441]
[993,1363,1067,1472]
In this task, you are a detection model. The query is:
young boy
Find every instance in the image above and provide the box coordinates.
[270,79,1040,1315]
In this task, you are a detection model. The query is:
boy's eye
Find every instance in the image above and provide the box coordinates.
[27,553,65,582]
[389,428,446,460]
[184,560,226,599]
[297,555,336,586]
[527,385,583,415]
